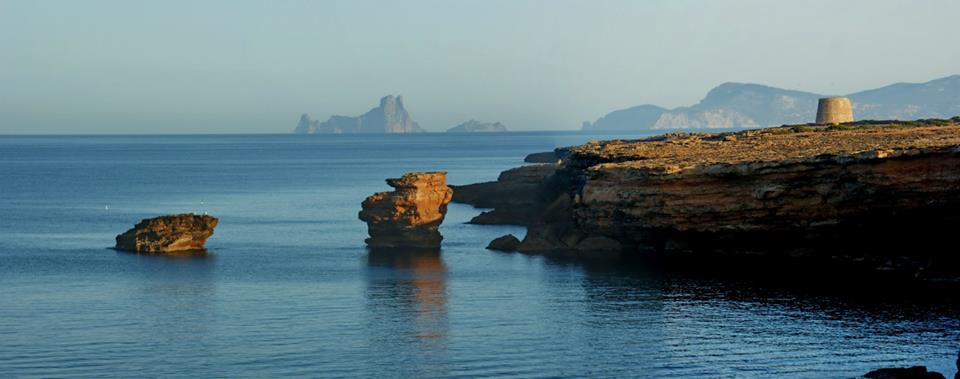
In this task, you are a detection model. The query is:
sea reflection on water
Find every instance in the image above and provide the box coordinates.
[364,248,450,378]
[4,133,960,378]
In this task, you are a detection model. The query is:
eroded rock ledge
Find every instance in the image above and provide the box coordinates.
[454,118,960,282]
[359,172,453,249]
[115,214,218,254]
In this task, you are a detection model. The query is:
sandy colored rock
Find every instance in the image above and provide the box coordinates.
[115,214,218,254]
[359,172,454,248]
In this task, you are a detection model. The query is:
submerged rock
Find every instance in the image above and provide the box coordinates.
[864,366,945,379]
[359,172,454,249]
[486,234,521,251]
[115,214,218,254]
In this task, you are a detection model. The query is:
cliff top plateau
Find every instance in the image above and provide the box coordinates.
[572,118,960,174]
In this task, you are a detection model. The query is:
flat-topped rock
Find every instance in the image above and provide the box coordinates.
[115,214,218,254]
[567,118,960,175]
[359,172,454,249]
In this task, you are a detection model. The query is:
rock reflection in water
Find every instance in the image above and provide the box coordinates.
[364,248,449,377]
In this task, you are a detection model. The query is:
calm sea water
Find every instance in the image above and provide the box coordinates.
[1,133,958,378]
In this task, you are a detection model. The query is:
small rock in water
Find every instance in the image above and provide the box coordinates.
[486,234,521,251]
[864,366,945,379]
[115,213,218,254]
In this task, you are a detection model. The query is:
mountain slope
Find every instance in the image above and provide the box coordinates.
[584,75,960,131]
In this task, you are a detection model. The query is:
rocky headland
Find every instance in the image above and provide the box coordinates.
[295,95,425,134]
[454,118,960,282]
[115,214,218,254]
[359,172,454,249]
[446,120,508,133]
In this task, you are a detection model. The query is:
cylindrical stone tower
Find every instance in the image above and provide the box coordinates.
[816,97,855,124]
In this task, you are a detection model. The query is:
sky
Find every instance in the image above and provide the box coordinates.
[1,0,959,134]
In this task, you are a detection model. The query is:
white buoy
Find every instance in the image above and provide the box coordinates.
[104,205,109,211]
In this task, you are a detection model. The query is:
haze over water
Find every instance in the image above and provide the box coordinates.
[1,133,957,378]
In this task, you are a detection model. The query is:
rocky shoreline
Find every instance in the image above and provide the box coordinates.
[453,118,960,283]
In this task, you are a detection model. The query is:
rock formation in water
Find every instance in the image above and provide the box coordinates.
[486,234,521,251]
[359,172,454,249]
[864,366,946,379]
[446,120,508,133]
[584,75,960,131]
[457,118,960,280]
[295,95,425,134]
[115,214,218,254]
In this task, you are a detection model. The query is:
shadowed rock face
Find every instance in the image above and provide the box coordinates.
[115,214,218,254]
[359,172,454,249]
[486,234,521,251]
[450,164,559,225]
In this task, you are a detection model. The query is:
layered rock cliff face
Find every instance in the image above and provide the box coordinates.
[115,214,218,254]
[359,172,454,249]
[458,118,960,281]
[295,95,425,134]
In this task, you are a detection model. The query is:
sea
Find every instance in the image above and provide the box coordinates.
[1,133,957,378]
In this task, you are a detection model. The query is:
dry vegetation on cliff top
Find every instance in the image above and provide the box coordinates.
[570,118,960,173]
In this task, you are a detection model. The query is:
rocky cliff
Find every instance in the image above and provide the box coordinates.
[295,95,425,134]
[584,75,960,131]
[115,214,218,254]
[359,172,454,249]
[458,118,960,282]
[446,120,508,133]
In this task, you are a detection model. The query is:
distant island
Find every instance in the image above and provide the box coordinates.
[295,95,425,134]
[584,75,960,131]
[446,120,508,133]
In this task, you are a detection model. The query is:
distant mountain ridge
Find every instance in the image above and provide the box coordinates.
[295,95,424,134]
[583,75,960,131]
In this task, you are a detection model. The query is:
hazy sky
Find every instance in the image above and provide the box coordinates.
[2,0,959,134]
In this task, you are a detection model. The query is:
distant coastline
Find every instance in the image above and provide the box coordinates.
[584,75,960,131]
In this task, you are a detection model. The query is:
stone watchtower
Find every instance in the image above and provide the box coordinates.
[815,97,855,124]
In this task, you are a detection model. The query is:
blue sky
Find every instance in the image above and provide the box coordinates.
[1,0,958,133]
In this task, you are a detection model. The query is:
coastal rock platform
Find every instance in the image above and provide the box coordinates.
[458,118,960,281]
